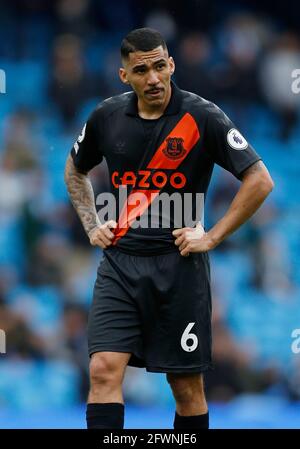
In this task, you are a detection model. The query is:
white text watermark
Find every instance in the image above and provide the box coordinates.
[291,329,300,354]
[96,188,205,229]
[291,69,300,94]
[0,329,6,353]
[0,69,6,94]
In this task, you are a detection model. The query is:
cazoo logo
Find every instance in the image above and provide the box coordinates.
[0,69,6,94]
[0,329,6,353]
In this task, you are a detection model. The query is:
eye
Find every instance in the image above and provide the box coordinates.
[135,67,146,74]
[157,63,166,70]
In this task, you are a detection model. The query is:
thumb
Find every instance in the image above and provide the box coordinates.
[107,220,117,229]
[172,227,186,237]
[196,222,205,230]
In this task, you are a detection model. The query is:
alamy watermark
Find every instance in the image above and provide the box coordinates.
[0,69,6,94]
[291,69,300,94]
[291,329,300,354]
[0,329,6,354]
[95,187,205,229]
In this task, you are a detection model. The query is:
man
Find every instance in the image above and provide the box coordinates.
[64,28,274,429]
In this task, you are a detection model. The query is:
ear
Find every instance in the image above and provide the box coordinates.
[169,56,175,76]
[119,67,130,85]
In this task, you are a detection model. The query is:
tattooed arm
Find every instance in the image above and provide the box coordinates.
[64,155,116,248]
[174,161,274,255]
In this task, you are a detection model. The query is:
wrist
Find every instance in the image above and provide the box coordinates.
[206,231,221,250]
[87,224,101,239]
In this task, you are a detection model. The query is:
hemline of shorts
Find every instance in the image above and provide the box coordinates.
[145,364,214,374]
[88,347,214,374]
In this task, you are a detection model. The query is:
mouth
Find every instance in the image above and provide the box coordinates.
[145,88,163,98]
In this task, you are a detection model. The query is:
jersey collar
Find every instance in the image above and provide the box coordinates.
[125,81,183,117]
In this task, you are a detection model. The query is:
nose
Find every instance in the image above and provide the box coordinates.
[147,69,160,85]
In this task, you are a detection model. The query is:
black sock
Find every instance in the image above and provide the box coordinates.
[86,403,125,429]
[174,411,209,429]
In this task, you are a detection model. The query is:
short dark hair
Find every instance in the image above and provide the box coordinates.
[121,27,167,60]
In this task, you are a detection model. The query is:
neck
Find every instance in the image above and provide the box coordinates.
[138,84,172,120]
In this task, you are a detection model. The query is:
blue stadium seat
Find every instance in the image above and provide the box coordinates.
[0,359,79,410]
[3,61,48,110]
[7,285,63,337]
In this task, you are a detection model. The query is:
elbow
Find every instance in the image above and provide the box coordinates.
[242,161,274,199]
[64,165,71,187]
[257,174,274,197]
[267,177,275,193]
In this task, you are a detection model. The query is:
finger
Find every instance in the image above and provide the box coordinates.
[174,234,185,246]
[179,241,189,252]
[173,227,191,237]
[174,227,193,236]
[102,226,115,240]
[97,235,115,249]
[100,234,112,246]
[96,240,107,249]
[95,232,111,246]
[106,220,117,229]
[181,246,190,257]
[91,237,106,249]
[172,228,185,237]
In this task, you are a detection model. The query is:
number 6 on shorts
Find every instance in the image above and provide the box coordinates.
[181,322,198,352]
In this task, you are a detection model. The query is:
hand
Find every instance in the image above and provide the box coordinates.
[172,223,216,257]
[88,220,117,249]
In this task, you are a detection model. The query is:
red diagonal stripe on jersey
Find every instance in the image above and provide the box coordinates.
[112,190,160,244]
[147,112,200,169]
[112,112,200,244]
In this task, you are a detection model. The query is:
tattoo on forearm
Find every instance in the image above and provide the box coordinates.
[64,156,101,237]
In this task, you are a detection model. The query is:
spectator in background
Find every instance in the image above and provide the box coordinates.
[205,299,280,401]
[61,303,90,401]
[55,0,95,39]
[212,13,266,127]
[26,233,70,287]
[48,34,106,128]
[0,298,46,360]
[174,32,216,102]
[0,110,42,222]
[259,32,300,141]
[254,229,294,297]
[144,8,178,51]
[1,110,39,171]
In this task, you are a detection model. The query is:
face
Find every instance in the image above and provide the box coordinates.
[119,46,175,110]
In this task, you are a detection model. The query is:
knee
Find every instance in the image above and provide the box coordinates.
[89,353,121,387]
[167,374,205,404]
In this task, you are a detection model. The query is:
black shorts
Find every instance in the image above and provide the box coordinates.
[87,247,213,373]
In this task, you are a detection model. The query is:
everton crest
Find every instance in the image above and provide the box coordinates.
[163,137,186,160]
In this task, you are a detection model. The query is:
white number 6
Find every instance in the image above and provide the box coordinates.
[181,322,198,352]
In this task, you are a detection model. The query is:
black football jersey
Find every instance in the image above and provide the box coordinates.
[71,82,261,255]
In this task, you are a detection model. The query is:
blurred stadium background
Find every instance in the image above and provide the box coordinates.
[0,0,300,429]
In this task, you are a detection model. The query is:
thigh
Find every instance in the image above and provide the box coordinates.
[87,254,143,360]
[139,252,213,373]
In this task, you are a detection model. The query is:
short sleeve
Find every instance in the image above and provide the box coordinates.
[205,103,261,179]
[71,109,103,172]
